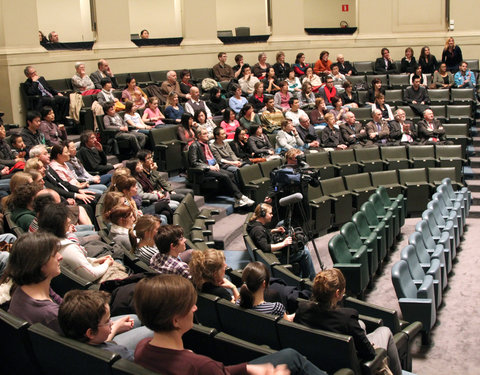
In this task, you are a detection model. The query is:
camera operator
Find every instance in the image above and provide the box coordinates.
[247,203,316,280]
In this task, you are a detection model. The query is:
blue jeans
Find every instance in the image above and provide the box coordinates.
[250,348,327,375]
[112,314,153,351]
[99,174,112,186]
[280,246,316,280]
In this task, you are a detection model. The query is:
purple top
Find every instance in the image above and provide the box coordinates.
[8,286,63,332]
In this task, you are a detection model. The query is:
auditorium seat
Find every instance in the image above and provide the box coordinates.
[351,211,387,263]
[344,173,377,211]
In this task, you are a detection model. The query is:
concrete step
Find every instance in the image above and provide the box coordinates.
[211,213,249,249]
[467,168,480,179]
[471,191,480,206]
[467,205,480,218]
[465,179,480,192]
[473,136,480,147]
[470,156,480,168]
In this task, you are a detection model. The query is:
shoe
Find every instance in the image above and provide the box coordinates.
[241,195,255,206]
[234,198,248,208]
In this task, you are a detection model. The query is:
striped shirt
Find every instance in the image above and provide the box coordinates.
[136,245,158,265]
[237,300,286,317]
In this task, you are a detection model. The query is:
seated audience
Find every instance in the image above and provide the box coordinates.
[273,81,293,112]
[321,114,348,150]
[263,67,280,95]
[71,62,98,95]
[239,103,261,130]
[273,51,291,80]
[238,65,260,96]
[366,78,386,106]
[130,215,162,264]
[39,106,68,146]
[285,69,302,95]
[329,96,349,124]
[176,113,196,150]
[329,64,347,94]
[309,98,328,127]
[419,46,438,75]
[134,274,327,375]
[39,203,126,283]
[124,101,152,134]
[207,87,228,116]
[298,82,316,109]
[179,70,194,95]
[159,71,191,104]
[292,52,309,77]
[314,50,332,76]
[371,93,394,121]
[252,52,271,79]
[296,115,321,150]
[185,86,212,119]
[318,76,337,107]
[340,112,371,148]
[210,127,243,172]
[455,61,476,88]
[276,119,305,153]
[417,109,452,145]
[104,202,139,250]
[96,78,123,109]
[220,108,241,139]
[403,75,430,116]
[388,109,417,145]
[164,92,184,123]
[149,224,190,278]
[103,102,147,154]
[442,37,462,72]
[91,59,118,90]
[260,97,284,133]
[340,81,359,108]
[433,62,454,89]
[248,124,275,158]
[374,47,398,74]
[409,65,428,87]
[336,54,356,76]
[232,54,245,78]
[400,47,417,74]
[230,127,253,162]
[122,77,147,110]
[0,125,23,171]
[213,52,235,82]
[294,268,404,375]
[247,202,315,280]
[249,82,266,112]
[285,98,307,126]
[9,183,42,231]
[23,65,69,123]
[21,110,46,154]
[142,97,165,126]
[77,130,117,174]
[10,134,27,161]
[229,84,248,114]
[189,249,239,302]
[302,67,322,93]
[58,289,147,360]
[188,127,254,208]
[193,109,215,140]
[366,109,390,146]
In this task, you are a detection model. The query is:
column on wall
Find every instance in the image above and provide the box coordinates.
[180,0,221,46]
[94,0,133,48]
[269,0,307,41]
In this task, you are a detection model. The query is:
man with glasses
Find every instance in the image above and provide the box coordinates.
[317,77,337,107]
[388,109,417,145]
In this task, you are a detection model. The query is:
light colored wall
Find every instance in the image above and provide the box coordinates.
[304,0,356,28]
[128,0,182,38]
[2,0,480,124]
[36,0,94,42]
[216,0,269,35]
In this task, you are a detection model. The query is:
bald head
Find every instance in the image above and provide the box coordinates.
[190,86,200,100]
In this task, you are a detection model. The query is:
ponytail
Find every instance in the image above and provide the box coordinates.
[239,261,269,309]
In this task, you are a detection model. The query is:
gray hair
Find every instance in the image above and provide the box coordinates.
[29,144,47,159]
[74,62,85,69]
[24,65,33,77]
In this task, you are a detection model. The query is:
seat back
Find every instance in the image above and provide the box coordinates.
[451,88,475,103]
[320,176,347,195]
[351,211,373,237]
[384,89,404,104]
[400,245,427,280]
[429,105,446,120]
[344,173,373,191]
[415,219,438,249]
[368,193,387,216]
[408,145,435,159]
[183,192,201,219]
[428,89,450,105]
[328,234,353,263]
[408,232,431,264]
[238,163,264,186]
[447,105,473,120]
[421,209,443,238]
[380,145,408,160]
[353,61,374,75]
[111,358,160,375]
[354,146,381,162]
[149,125,179,143]
[435,144,463,159]
[305,151,331,167]
[376,186,393,206]
[391,260,419,299]
[216,299,281,350]
[340,222,364,249]
[388,75,410,89]
[28,323,120,375]
[195,292,221,330]
[370,170,401,187]
[349,107,372,123]
[0,310,40,375]
[443,123,469,137]
[360,201,380,225]
[51,266,93,297]
[426,199,447,226]
[276,319,361,375]
[398,168,428,185]
[258,158,282,178]
[150,70,169,83]
[428,167,457,185]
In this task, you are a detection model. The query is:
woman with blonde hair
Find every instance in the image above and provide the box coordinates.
[129,214,162,264]
[442,37,463,72]
[103,203,136,252]
[24,157,45,176]
[294,268,404,375]
[164,92,184,123]
[189,249,239,302]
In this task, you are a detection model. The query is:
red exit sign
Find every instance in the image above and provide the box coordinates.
[342,4,349,12]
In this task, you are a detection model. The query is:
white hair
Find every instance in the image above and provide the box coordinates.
[29,145,47,159]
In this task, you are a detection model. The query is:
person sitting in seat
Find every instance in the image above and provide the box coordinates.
[285,98,307,127]
[388,109,417,145]
[220,108,241,139]
[454,61,477,88]
[273,51,291,80]
[71,62,98,95]
[403,75,430,116]
[321,113,348,150]
[39,106,68,147]
[188,127,254,208]
[273,81,293,113]
[142,97,165,126]
[207,87,228,116]
[314,50,332,76]
[374,47,398,74]
[336,54,356,76]
[90,59,118,90]
[122,77,148,110]
[77,130,118,175]
[294,268,405,375]
[371,93,394,121]
[184,86,212,119]
[238,65,260,96]
[159,71,191,104]
[212,52,235,82]
[210,127,243,174]
[21,111,46,154]
[260,97,284,133]
[296,115,321,150]
[416,108,452,145]
[276,119,305,153]
[340,112,370,148]
[247,124,276,159]
[298,82,316,109]
[133,274,328,375]
[366,109,390,146]
[301,67,322,94]
[247,202,316,280]
[230,127,253,162]
[164,92,184,123]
